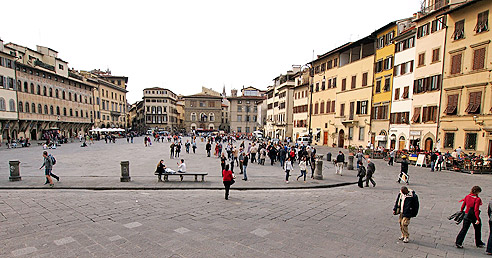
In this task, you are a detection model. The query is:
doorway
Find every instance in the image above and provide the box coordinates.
[488,140,492,156]
[399,136,406,150]
[323,131,328,145]
[30,129,37,140]
[424,138,433,151]
[338,130,345,148]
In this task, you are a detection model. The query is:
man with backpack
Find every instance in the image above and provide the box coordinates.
[39,151,59,187]
[393,186,419,243]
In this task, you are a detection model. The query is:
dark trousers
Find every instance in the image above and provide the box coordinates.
[357,176,364,188]
[223,181,231,199]
[270,157,275,166]
[45,172,59,183]
[251,153,256,163]
[456,216,483,246]
[297,170,306,181]
[285,170,290,181]
[388,157,394,166]
[365,174,375,187]
[487,221,492,253]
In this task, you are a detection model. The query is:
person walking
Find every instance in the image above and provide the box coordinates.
[310,152,316,178]
[398,155,409,184]
[388,149,395,166]
[155,160,166,182]
[185,140,190,154]
[284,157,293,184]
[175,143,181,158]
[335,151,345,175]
[192,141,197,153]
[456,186,486,249]
[486,198,492,255]
[355,150,365,169]
[393,186,419,243]
[222,164,234,200]
[430,151,438,172]
[220,152,227,172]
[170,142,175,159]
[39,151,56,187]
[357,160,366,188]
[259,148,266,165]
[242,154,249,181]
[206,141,211,157]
[297,156,307,182]
[366,159,376,187]
[238,152,244,174]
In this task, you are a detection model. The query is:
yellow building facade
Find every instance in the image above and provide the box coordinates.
[440,0,492,155]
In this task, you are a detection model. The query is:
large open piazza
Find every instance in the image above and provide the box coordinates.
[0,138,491,257]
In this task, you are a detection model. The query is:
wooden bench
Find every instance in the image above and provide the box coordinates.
[154,172,208,182]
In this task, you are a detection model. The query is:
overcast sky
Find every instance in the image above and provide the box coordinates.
[1,0,422,104]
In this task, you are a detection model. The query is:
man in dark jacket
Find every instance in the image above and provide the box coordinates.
[393,186,419,243]
[366,158,376,187]
[430,152,438,172]
[398,156,409,184]
[335,151,345,175]
[206,142,211,157]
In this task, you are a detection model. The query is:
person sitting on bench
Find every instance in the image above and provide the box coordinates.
[156,160,166,182]
[177,159,186,181]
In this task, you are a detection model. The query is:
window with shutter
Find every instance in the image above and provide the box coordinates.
[320,102,324,114]
[401,63,407,75]
[314,103,319,114]
[450,53,462,74]
[342,78,346,91]
[412,107,421,123]
[349,102,355,120]
[403,86,409,99]
[418,53,425,66]
[444,94,458,115]
[472,47,486,70]
[453,20,465,40]
[475,10,489,33]
[466,91,481,114]
[432,48,440,62]
[331,101,335,113]
[340,103,345,117]
[362,72,368,86]
[351,75,356,89]
[395,88,400,100]
[356,101,361,114]
[326,101,331,113]
[409,60,414,73]
[384,77,391,92]
[333,78,337,88]
[375,80,381,93]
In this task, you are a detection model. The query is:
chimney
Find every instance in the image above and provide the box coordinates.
[231,89,237,97]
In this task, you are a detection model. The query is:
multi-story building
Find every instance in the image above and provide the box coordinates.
[390,25,416,150]
[371,22,398,149]
[0,39,18,143]
[334,36,375,148]
[228,87,265,135]
[292,68,310,140]
[440,0,492,155]
[128,100,145,133]
[86,69,128,129]
[176,96,185,131]
[265,66,299,140]
[142,87,179,132]
[183,91,222,132]
[408,0,451,151]
[6,43,94,140]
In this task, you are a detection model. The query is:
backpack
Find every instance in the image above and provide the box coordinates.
[49,154,56,165]
[411,192,419,217]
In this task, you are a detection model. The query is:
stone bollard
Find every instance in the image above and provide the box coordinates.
[120,161,131,182]
[348,155,354,170]
[9,160,21,181]
[314,159,323,180]
[326,152,332,162]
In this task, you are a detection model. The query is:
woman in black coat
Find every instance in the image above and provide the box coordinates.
[357,160,366,188]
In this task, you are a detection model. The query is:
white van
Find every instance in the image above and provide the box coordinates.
[296,136,311,146]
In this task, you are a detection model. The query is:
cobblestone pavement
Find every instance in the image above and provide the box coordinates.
[1,162,491,257]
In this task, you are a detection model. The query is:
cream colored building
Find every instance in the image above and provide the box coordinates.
[292,69,310,140]
[6,43,94,140]
[228,87,265,135]
[0,39,18,143]
[143,87,179,132]
[334,37,375,148]
[440,0,492,155]
[265,66,299,140]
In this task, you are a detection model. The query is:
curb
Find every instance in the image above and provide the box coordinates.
[0,182,357,191]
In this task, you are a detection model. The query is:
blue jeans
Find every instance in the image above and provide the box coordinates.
[431,161,435,171]
[243,165,247,180]
[280,158,285,167]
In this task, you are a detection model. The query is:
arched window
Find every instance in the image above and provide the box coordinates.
[157,106,162,114]
[38,104,42,114]
[50,105,54,115]
[86,111,88,118]
[191,113,197,121]
[63,107,67,116]
[320,101,325,114]
[25,102,30,113]
[56,106,60,115]
[75,110,79,117]
[30,83,34,94]
[17,80,21,91]
[37,85,41,95]
[85,97,87,104]
[69,108,73,116]
[9,99,15,112]
[23,81,28,92]
[44,105,48,114]
[151,106,156,114]
[0,98,5,111]
[31,103,36,113]
[18,101,23,112]
[80,110,83,117]
[209,113,215,122]
[74,93,77,102]
[79,95,82,102]
[43,86,47,96]
[62,91,66,99]
[69,92,72,101]
[89,97,92,104]
[55,89,59,98]
[49,88,53,97]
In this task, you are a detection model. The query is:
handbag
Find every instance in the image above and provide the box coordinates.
[448,211,465,224]
[230,179,235,185]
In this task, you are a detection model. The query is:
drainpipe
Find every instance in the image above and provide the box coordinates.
[436,13,449,152]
